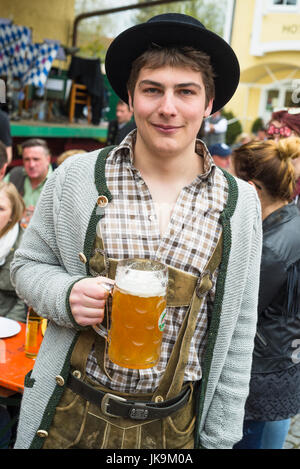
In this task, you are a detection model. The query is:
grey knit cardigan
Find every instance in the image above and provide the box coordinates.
[11,149,262,449]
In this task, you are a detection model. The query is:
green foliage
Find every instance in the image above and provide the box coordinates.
[222,110,243,146]
[134,0,227,35]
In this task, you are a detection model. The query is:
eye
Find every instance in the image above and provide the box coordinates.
[178,89,195,96]
[143,87,161,95]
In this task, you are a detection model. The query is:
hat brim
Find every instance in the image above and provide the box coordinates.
[105,20,240,114]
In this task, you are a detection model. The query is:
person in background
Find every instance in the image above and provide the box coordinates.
[56,149,87,166]
[266,109,300,211]
[106,100,136,145]
[0,140,8,180]
[0,108,12,165]
[232,132,254,150]
[0,181,26,321]
[202,109,228,146]
[208,143,232,171]
[232,136,300,449]
[0,182,26,449]
[255,127,267,141]
[5,138,53,228]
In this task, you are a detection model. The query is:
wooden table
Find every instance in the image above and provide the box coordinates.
[0,322,35,396]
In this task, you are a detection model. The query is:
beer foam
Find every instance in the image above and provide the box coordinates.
[116,269,166,297]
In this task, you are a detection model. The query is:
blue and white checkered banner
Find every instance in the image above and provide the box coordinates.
[0,24,31,77]
[0,24,59,88]
[22,43,59,88]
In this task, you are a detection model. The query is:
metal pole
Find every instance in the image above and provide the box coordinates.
[72,0,190,46]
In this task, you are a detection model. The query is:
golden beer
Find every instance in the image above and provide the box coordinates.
[107,259,168,369]
[25,307,43,358]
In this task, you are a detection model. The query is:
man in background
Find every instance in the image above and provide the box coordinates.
[106,100,136,145]
[5,138,52,227]
[208,143,232,171]
[203,109,228,146]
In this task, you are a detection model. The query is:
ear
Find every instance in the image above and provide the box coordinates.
[128,91,134,112]
[204,98,214,118]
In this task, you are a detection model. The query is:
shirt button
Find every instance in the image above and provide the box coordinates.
[36,429,48,438]
[55,375,65,386]
[78,252,87,264]
[148,215,154,222]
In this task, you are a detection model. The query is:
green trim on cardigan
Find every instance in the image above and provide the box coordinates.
[83,146,115,276]
[29,146,115,448]
[194,170,238,448]
[24,370,35,389]
[65,277,90,330]
[29,332,80,449]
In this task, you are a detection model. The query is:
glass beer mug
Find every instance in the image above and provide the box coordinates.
[93,259,168,369]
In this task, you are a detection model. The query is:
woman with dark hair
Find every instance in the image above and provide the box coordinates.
[232,136,300,449]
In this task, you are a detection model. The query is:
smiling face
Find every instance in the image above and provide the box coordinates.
[129,65,213,159]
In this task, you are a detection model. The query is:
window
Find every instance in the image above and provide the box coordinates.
[273,0,297,5]
[266,90,279,111]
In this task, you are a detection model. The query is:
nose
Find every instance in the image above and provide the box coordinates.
[157,91,177,117]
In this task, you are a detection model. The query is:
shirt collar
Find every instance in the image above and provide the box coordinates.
[25,164,53,188]
[109,129,216,180]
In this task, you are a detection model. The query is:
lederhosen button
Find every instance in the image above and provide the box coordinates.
[55,375,65,386]
[37,429,48,438]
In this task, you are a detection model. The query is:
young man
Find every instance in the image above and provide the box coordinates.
[11,14,262,449]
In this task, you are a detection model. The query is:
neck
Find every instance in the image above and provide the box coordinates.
[30,174,47,189]
[133,135,203,184]
[261,198,288,221]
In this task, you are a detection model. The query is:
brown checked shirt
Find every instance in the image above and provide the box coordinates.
[86,130,229,393]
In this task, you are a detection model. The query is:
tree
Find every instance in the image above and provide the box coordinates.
[222,110,243,146]
[134,0,227,36]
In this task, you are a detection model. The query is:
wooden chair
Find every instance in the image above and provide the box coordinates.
[69,81,92,124]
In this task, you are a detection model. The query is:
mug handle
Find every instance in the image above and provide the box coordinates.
[92,282,114,341]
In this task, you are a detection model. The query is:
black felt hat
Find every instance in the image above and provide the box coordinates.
[105,13,240,114]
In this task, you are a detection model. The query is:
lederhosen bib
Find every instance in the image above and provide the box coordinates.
[43,147,223,449]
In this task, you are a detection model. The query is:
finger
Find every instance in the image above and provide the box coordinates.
[80,297,106,309]
[72,307,105,326]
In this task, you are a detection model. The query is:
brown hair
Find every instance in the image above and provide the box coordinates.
[0,181,25,237]
[232,137,300,201]
[21,138,50,156]
[127,46,215,107]
[56,149,86,166]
